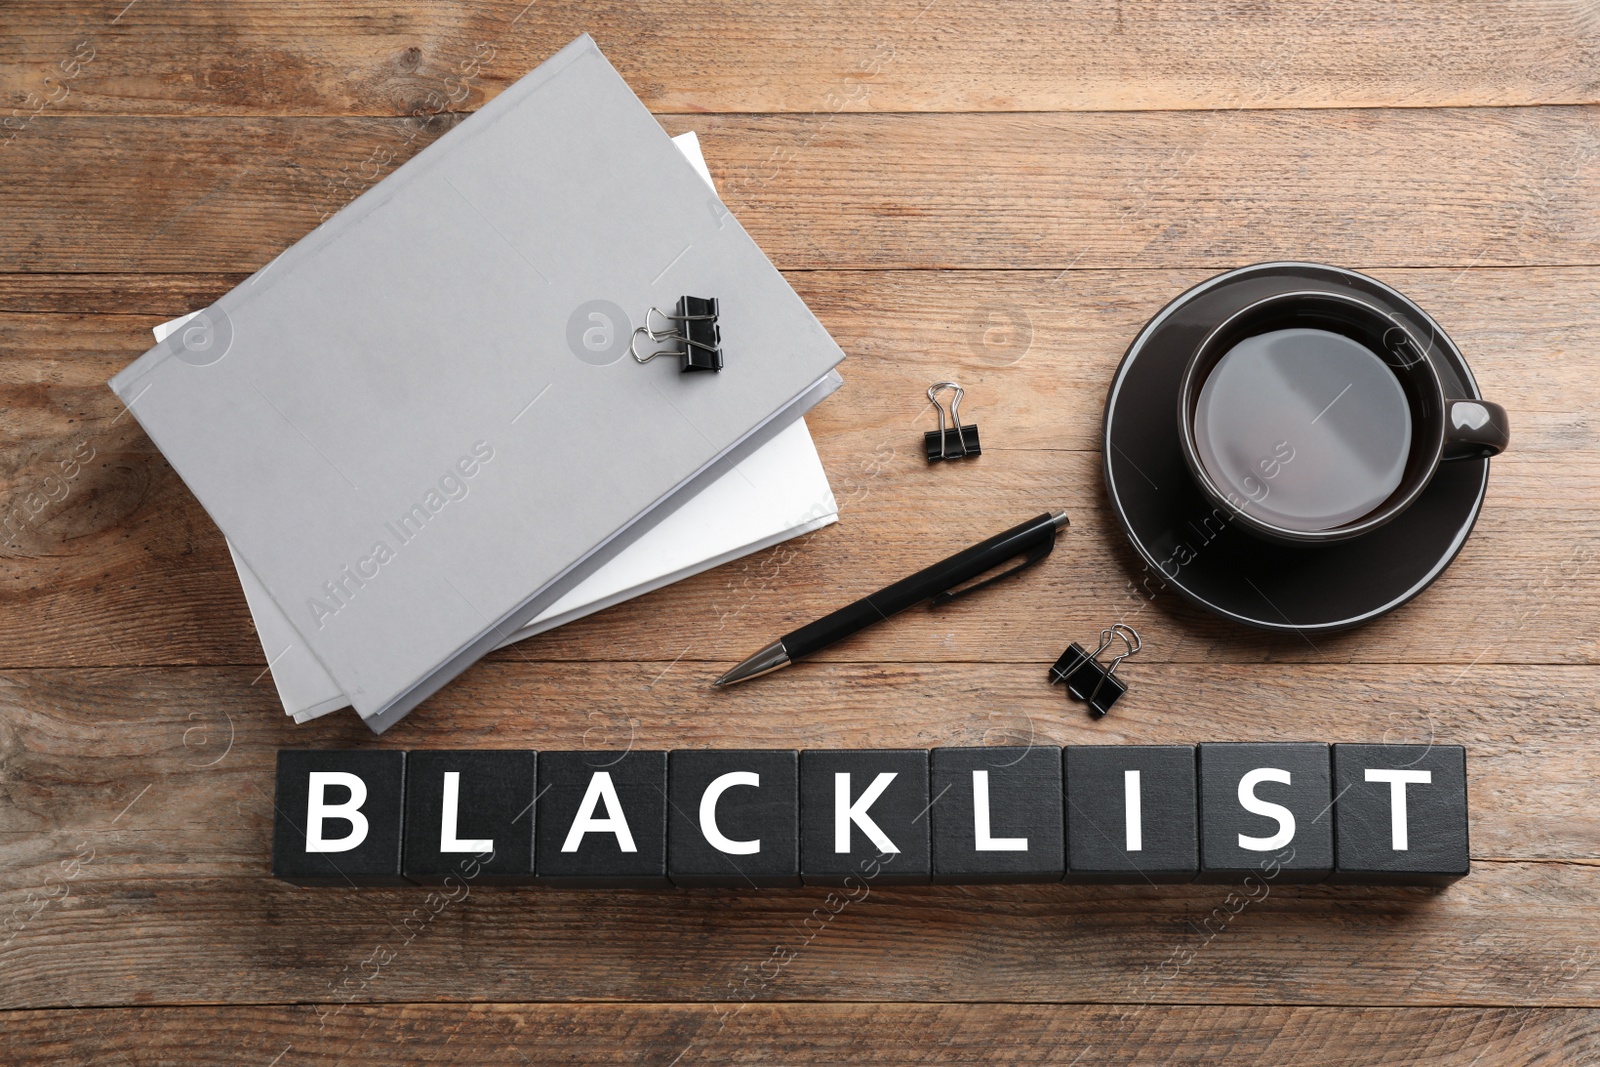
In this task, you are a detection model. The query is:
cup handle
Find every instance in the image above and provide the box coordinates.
[1441,399,1509,461]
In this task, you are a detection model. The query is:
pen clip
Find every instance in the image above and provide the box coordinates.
[929,536,1055,607]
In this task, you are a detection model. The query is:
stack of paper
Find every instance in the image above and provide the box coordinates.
[153,133,840,724]
[113,37,846,732]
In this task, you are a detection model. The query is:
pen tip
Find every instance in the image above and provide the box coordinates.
[712,640,791,687]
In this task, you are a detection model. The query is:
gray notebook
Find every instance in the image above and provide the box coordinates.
[109,35,846,727]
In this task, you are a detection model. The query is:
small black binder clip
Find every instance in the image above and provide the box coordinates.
[924,381,981,462]
[630,296,722,372]
[1050,623,1141,717]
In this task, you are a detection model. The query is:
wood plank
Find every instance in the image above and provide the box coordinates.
[3,1,1598,118]
[2,834,1596,1008]
[0,662,1595,857]
[4,1003,1598,1064]
[0,273,242,315]
[0,267,1594,668]
[5,108,1600,272]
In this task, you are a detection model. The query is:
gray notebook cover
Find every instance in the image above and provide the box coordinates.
[109,35,846,723]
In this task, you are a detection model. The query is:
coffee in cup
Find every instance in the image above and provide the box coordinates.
[1177,291,1508,545]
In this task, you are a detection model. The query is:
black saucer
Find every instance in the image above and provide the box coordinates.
[1102,263,1489,632]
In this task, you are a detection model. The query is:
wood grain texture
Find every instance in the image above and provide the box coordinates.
[5,0,1600,117]
[4,1003,1599,1065]
[5,0,1600,1057]
[0,268,1594,669]
[2,839,1596,1009]
[4,108,1600,273]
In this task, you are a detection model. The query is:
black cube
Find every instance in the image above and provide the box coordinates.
[800,749,931,886]
[1197,742,1333,884]
[272,750,407,886]
[402,750,537,885]
[668,749,801,888]
[1330,744,1470,886]
[1064,745,1197,883]
[930,746,1065,883]
[535,750,668,888]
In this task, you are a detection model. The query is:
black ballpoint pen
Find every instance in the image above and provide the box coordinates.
[714,510,1070,686]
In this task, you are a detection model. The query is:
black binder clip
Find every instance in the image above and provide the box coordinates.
[924,381,981,462]
[1050,623,1141,717]
[630,296,722,372]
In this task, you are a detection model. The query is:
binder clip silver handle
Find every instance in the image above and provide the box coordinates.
[925,381,981,462]
[644,304,718,332]
[1093,623,1141,681]
[630,297,723,372]
[630,326,717,361]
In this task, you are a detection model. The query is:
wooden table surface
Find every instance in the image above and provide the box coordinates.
[4,2,1600,1063]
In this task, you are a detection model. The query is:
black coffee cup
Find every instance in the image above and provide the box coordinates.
[1176,290,1508,545]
